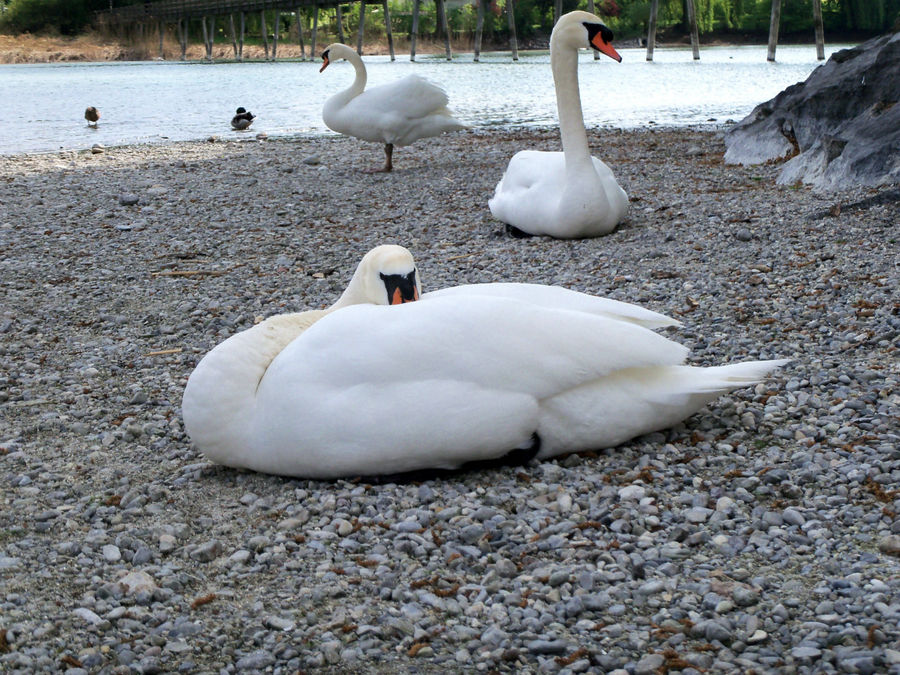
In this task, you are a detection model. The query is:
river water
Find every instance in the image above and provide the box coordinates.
[2,44,844,155]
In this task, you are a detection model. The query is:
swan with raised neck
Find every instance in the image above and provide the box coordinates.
[489,11,629,238]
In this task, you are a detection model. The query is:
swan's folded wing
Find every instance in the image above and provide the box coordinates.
[268,295,687,400]
[252,296,687,477]
[360,75,451,120]
[424,283,680,329]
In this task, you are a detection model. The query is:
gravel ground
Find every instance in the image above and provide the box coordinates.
[1,128,898,674]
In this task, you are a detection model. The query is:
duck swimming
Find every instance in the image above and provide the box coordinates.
[319,43,466,172]
[182,245,787,479]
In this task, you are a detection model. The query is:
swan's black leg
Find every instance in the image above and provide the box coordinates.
[505,223,534,239]
[361,143,394,174]
[360,433,542,484]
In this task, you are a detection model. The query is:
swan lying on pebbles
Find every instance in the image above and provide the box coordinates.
[489,11,629,238]
[182,245,787,479]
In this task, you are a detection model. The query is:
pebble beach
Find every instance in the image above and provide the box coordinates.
[1,127,898,674]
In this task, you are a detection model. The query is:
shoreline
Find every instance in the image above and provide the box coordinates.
[1,129,897,672]
[0,121,734,160]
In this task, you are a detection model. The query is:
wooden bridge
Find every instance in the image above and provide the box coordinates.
[100,0,524,62]
[101,0,827,64]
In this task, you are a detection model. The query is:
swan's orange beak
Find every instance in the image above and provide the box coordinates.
[319,56,330,73]
[390,286,419,305]
[591,34,622,63]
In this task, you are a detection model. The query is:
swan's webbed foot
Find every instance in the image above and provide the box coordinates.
[505,224,534,239]
[361,143,394,173]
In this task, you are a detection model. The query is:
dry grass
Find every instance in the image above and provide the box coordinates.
[0,32,134,63]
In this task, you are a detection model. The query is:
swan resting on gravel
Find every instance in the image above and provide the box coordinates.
[489,11,629,238]
[182,245,787,479]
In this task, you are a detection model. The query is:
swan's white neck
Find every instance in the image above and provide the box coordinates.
[550,34,593,172]
[339,47,367,100]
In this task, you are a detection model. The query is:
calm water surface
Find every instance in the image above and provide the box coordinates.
[2,44,844,155]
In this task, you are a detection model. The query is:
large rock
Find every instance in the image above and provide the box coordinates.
[724,32,900,191]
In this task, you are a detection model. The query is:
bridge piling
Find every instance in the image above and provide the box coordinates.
[311,3,319,59]
[356,1,365,55]
[473,0,484,62]
[410,0,420,61]
[273,12,280,60]
[383,0,395,61]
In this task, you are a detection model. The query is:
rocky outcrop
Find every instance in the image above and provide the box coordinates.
[724,32,900,191]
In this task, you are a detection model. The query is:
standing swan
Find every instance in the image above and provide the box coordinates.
[489,11,629,238]
[319,43,466,172]
[182,245,788,480]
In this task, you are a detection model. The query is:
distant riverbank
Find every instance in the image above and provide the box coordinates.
[0,28,868,64]
[0,31,512,63]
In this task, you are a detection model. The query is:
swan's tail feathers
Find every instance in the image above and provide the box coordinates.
[690,358,791,394]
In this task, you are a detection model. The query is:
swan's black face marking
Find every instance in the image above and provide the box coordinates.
[584,22,621,62]
[320,49,331,72]
[380,270,419,305]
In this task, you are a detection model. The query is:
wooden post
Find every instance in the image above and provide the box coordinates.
[410,0,420,61]
[337,5,345,44]
[686,0,699,60]
[229,14,238,59]
[272,12,279,60]
[767,0,781,62]
[437,0,451,60]
[507,0,518,61]
[239,12,245,60]
[382,0,395,61]
[587,0,599,59]
[311,3,319,57]
[201,16,212,60]
[356,0,365,54]
[474,0,485,62]
[261,11,269,60]
[179,18,187,60]
[296,6,306,60]
[158,21,164,59]
[646,0,658,61]
[812,0,825,60]
[553,0,561,25]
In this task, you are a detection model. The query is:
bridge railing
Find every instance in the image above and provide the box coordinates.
[105,0,325,23]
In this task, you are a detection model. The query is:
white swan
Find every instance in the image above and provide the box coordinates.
[319,43,466,172]
[182,245,787,479]
[489,11,629,238]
